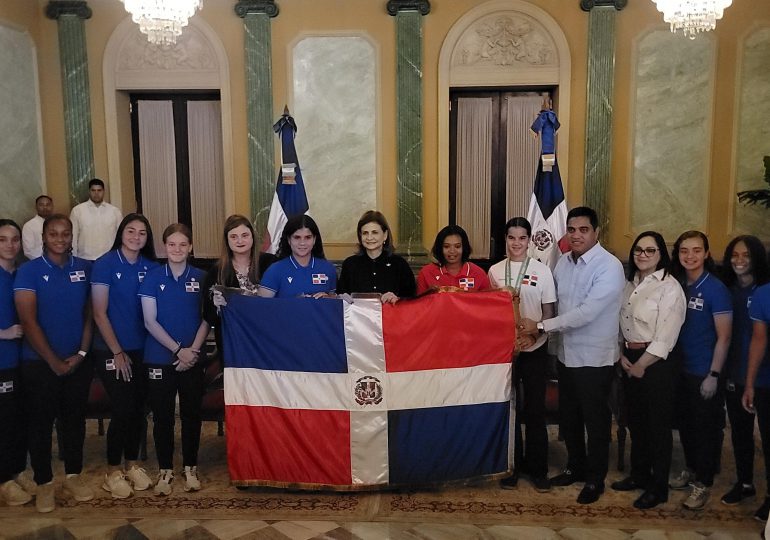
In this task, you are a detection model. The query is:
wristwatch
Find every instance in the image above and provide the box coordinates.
[709,370,720,378]
[536,322,545,335]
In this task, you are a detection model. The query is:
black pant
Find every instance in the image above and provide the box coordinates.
[514,346,549,478]
[622,348,678,497]
[21,358,93,485]
[93,349,147,466]
[146,364,205,470]
[0,367,28,483]
[557,362,614,484]
[676,371,724,486]
[726,384,770,488]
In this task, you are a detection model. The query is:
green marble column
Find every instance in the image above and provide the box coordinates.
[45,1,95,207]
[388,0,430,260]
[580,0,626,235]
[235,0,278,234]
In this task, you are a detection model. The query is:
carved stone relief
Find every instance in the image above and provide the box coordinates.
[452,13,556,68]
[117,26,217,72]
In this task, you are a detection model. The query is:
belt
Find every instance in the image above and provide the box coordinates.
[625,341,650,350]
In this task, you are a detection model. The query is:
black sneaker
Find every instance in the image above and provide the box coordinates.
[755,497,770,522]
[721,483,756,506]
[530,476,552,493]
[500,471,519,490]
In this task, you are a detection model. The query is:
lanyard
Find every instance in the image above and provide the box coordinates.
[504,257,530,292]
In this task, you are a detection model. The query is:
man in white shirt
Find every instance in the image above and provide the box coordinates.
[520,206,625,505]
[70,178,123,261]
[21,195,53,259]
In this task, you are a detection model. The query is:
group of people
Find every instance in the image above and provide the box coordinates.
[1,183,770,525]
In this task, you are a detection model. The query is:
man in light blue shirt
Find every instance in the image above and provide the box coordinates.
[521,206,624,504]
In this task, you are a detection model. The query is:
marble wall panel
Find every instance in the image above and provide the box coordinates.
[0,24,44,225]
[630,30,714,240]
[293,36,376,246]
[734,28,770,239]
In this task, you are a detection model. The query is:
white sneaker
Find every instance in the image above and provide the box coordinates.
[35,482,55,513]
[126,465,152,491]
[14,470,36,496]
[683,481,710,510]
[63,474,94,502]
[669,469,694,490]
[102,471,133,499]
[154,469,173,496]
[0,480,32,506]
[183,466,201,492]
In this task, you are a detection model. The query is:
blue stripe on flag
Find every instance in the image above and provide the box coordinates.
[222,295,347,373]
[387,402,510,484]
[533,158,565,220]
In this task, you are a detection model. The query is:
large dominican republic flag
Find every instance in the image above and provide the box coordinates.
[263,108,310,254]
[222,291,516,490]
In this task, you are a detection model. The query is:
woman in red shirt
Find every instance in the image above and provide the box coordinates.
[416,225,489,294]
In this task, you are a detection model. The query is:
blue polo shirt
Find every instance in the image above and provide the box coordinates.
[13,255,91,362]
[677,271,732,377]
[0,266,21,369]
[138,264,205,365]
[91,249,159,351]
[259,256,337,298]
[749,283,770,388]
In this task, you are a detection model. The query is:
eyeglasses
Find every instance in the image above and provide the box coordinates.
[633,247,659,257]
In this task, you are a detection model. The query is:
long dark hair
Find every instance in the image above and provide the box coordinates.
[431,225,472,266]
[0,219,22,265]
[111,213,157,261]
[626,231,671,281]
[670,230,717,286]
[276,214,325,260]
[217,214,259,285]
[356,210,394,256]
[721,235,769,288]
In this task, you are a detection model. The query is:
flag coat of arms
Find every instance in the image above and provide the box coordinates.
[222,291,517,489]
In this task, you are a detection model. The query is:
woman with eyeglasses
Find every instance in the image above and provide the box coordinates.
[611,232,686,509]
[416,225,489,294]
[719,236,770,520]
[669,230,732,511]
[487,217,555,492]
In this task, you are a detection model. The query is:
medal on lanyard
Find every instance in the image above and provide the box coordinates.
[504,257,530,293]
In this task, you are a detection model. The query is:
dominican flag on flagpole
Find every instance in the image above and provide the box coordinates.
[527,106,568,269]
[221,292,516,490]
[262,106,310,254]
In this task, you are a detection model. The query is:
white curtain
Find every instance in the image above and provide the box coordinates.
[455,97,493,259]
[138,100,178,257]
[187,101,225,258]
[505,94,546,219]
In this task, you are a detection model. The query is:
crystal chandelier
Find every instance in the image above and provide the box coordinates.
[652,0,733,39]
[121,0,203,46]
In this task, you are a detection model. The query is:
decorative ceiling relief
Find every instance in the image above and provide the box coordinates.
[452,13,556,68]
[117,25,217,72]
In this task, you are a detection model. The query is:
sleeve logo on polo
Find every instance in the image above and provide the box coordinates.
[160,284,165,291]
[116,272,122,280]
[43,275,49,282]
[69,270,86,282]
[312,274,329,285]
[186,280,200,292]
[688,296,704,311]
[459,277,475,289]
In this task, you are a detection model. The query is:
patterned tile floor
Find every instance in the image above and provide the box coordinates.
[0,517,765,539]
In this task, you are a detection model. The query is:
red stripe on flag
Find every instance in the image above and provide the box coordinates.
[382,291,516,372]
[226,406,352,485]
